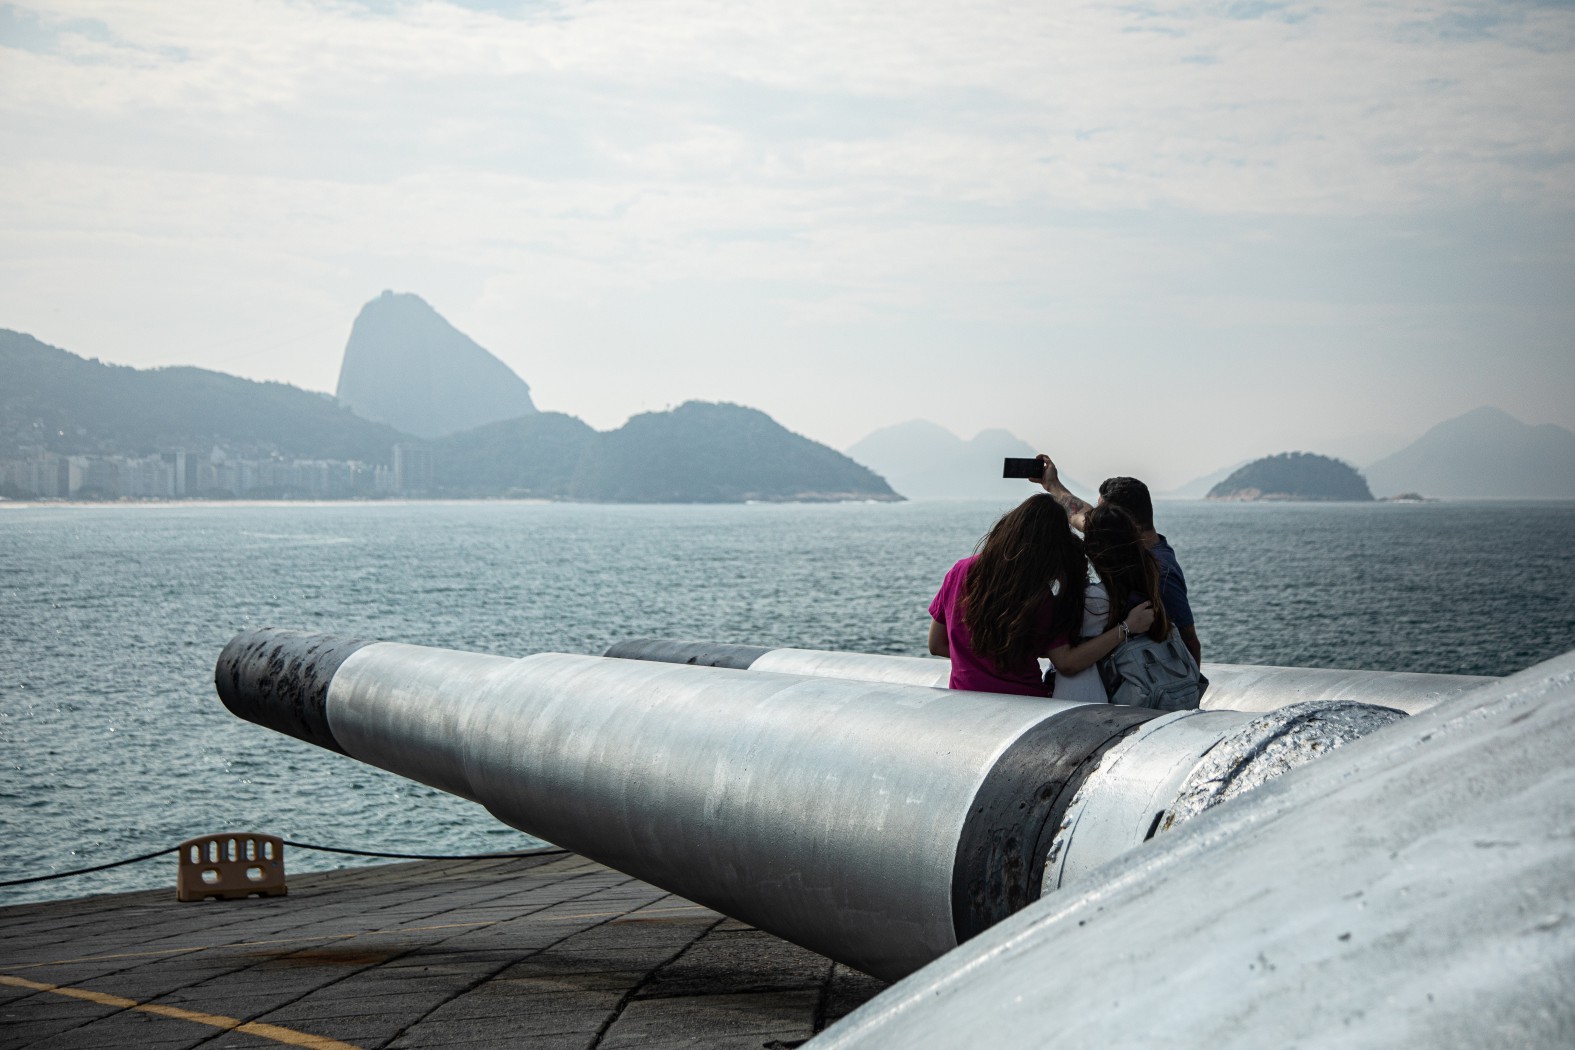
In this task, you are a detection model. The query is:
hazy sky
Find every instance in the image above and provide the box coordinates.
[3,0,1572,488]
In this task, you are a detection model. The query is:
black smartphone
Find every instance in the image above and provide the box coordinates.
[1002,457,1043,479]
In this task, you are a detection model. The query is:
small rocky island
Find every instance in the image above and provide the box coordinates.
[1206,452,1374,502]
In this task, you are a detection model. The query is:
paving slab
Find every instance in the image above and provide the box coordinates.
[598,991,821,1049]
[0,853,889,1048]
[386,1033,597,1050]
[637,931,832,999]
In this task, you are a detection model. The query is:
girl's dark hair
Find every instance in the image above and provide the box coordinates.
[1083,503,1170,642]
[963,494,1086,670]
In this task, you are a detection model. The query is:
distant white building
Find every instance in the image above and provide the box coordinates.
[2,446,381,500]
[0,452,69,498]
[393,444,434,495]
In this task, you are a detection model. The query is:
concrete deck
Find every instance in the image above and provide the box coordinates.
[0,853,886,1049]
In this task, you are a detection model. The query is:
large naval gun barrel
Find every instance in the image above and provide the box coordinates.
[603,639,1493,714]
[217,627,1420,981]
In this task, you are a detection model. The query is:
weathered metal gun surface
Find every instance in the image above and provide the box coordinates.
[603,638,1494,714]
[217,628,1409,982]
[809,647,1575,1049]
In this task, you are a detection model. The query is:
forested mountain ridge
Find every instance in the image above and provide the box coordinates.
[1,329,410,463]
[437,401,900,502]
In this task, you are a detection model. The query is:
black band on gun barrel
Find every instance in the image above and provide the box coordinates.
[950,703,1161,944]
[603,638,774,670]
[215,628,374,755]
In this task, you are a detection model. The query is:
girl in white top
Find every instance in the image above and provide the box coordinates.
[1051,504,1178,703]
[1050,575,1113,702]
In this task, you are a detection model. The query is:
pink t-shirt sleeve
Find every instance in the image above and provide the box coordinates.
[930,557,971,626]
[928,566,955,623]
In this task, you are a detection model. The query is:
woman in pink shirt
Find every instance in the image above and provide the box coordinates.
[928,494,1154,697]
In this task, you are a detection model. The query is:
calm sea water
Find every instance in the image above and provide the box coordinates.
[3,498,1573,906]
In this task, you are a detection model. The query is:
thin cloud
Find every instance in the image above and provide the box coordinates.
[4,1,1571,212]
[1,0,1572,481]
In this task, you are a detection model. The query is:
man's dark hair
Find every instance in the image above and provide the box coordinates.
[1098,476,1154,529]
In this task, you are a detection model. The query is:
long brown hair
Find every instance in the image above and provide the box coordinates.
[962,494,1086,670]
[1083,503,1170,641]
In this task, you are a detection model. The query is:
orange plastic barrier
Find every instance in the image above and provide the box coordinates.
[176,833,287,902]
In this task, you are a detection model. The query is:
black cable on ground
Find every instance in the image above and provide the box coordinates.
[279,840,570,861]
[0,847,182,887]
[0,841,570,888]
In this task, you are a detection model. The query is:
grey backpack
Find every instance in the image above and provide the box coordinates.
[1099,629,1202,711]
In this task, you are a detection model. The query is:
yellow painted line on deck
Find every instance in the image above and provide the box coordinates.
[0,973,363,1050]
[4,946,207,970]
